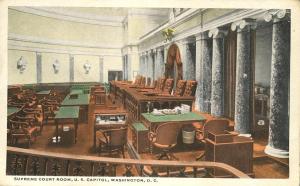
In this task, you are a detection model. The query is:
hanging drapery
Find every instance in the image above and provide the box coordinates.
[224,28,237,119]
[165,44,183,82]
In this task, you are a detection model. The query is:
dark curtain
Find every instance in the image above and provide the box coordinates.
[224,28,237,119]
[165,44,183,82]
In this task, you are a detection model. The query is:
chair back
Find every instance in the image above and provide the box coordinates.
[151,80,158,89]
[174,80,187,96]
[109,127,127,147]
[203,119,229,139]
[183,80,197,96]
[146,77,151,87]
[140,76,146,87]
[154,122,181,146]
[156,77,166,92]
[162,79,174,95]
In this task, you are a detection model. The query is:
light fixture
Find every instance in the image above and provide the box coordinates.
[52,59,60,74]
[83,61,91,74]
[17,56,27,74]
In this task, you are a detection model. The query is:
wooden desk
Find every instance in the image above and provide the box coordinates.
[205,132,254,177]
[111,81,195,120]
[141,112,206,153]
[61,94,90,123]
[93,109,127,149]
[54,106,79,144]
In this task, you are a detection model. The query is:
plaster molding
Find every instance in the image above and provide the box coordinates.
[8,33,123,49]
[8,44,122,57]
[10,7,124,27]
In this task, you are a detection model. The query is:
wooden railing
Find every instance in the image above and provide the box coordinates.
[7,147,250,178]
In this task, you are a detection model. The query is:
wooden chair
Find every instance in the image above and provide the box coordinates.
[173,80,187,96]
[140,76,146,87]
[194,119,230,160]
[20,105,44,133]
[161,78,174,95]
[9,119,38,148]
[97,127,128,158]
[183,80,198,96]
[146,77,152,87]
[149,122,181,160]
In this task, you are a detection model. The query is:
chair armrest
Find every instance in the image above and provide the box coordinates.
[148,132,156,142]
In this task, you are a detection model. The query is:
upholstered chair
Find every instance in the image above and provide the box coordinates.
[173,80,187,96]
[183,80,198,96]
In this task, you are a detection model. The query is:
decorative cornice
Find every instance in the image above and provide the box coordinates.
[138,9,201,42]
[9,7,124,27]
[8,33,123,49]
[8,44,122,57]
[139,9,267,53]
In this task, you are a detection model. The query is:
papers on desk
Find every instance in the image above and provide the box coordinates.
[151,104,191,116]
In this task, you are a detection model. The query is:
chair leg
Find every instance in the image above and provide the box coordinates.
[196,152,205,161]
[121,146,125,158]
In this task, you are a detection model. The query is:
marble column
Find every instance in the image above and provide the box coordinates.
[181,38,195,80]
[147,51,154,82]
[99,56,104,83]
[155,47,164,79]
[142,53,146,76]
[36,52,42,83]
[69,54,74,82]
[231,19,256,134]
[209,28,227,117]
[195,32,212,113]
[264,10,290,158]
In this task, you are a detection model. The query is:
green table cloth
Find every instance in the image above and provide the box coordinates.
[133,122,148,131]
[7,107,21,116]
[36,90,51,95]
[55,106,80,119]
[141,112,206,123]
[70,89,83,95]
[61,94,90,106]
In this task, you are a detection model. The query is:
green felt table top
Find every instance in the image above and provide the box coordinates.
[70,89,83,95]
[55,106,80,119]
[7,107,21,116]
[132,122,148,131]
[142,112,206,123]
[61,94,90,106]
[36,90,51,95]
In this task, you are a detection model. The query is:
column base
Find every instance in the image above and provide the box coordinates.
[264,145,289,159]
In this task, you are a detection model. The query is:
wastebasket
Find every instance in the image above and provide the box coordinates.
[182,125,195,144]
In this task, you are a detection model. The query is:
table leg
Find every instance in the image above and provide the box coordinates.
[74,118,78,144]
[55,119,58,145]
[93,126,96,149]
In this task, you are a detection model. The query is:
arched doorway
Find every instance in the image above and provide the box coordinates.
[164,44,183,85]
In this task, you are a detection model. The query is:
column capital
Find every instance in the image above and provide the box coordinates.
[264,9,290,23]
[195,32,210,41]
[156,47,164,53]
[208,28,228,38]
[231,18,257,31]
